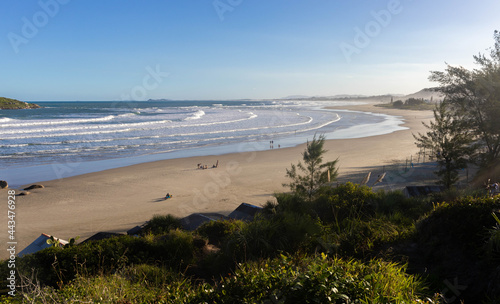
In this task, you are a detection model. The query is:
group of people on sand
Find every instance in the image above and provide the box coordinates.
[197,160,219,169]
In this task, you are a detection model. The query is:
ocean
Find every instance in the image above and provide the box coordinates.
[0,99,406,187]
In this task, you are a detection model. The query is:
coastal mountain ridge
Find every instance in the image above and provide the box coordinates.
[280,88,442,101]
[0,97,40,109]
[145,88,442,103]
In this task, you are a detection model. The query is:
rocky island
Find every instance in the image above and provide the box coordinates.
[0,97,41,109]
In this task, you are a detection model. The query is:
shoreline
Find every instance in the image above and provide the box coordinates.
[0,102,435,259]
[1,105,406,189]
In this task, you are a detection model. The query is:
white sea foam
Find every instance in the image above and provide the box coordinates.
[1,100,405,185]
[184,110,205,121]
[0,115,116,128]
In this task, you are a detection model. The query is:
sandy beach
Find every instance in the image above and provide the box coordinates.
[1,102,435,260]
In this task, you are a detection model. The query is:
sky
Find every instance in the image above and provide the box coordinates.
[1,0,499,101]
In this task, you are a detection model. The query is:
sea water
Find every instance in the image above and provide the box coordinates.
[0,99,406,187]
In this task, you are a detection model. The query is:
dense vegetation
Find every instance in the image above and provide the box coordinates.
[2,175,500,302]
[377,97,437,110]
[0,97,40,109]
[414,31,500,188]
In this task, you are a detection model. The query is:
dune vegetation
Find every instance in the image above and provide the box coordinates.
[2,135,500,303]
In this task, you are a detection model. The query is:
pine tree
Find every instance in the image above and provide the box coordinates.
[284,134,339,199]
[413,102,475,188]
[429,30,500,166]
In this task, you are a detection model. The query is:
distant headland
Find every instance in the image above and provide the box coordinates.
[0,97,41,109]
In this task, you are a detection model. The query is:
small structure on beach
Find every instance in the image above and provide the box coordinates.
[180,213,229,231]
[228,203,262,221]
[404,185,446,198]
[180,203,263,230]
[127,225,144,236]
[18,233,68,257]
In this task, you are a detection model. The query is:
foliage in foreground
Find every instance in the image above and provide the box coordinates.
[2,255,439,304]
[11,229,201,288]
[3,184,500,302]
[415,196,500,302]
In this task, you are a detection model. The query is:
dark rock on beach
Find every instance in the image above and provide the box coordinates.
[0,180,8,189]
[24,184,45,191]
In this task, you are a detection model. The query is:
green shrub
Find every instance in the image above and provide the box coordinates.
[52,270,191,304]
[193,254,437,303]
[7,254,439,303]
[415,196,500,302]
[314,182,376,226]
[393,100,404,107]
[486,212,500,261]
[224,212,322,261]
[142,214,182,235]
[155,229,199,269]
[16,231,200,288]
[417,196,500,255]
[117,264,182,287]
[374,190,433,221]
[269,192,313,216]
[196,219,244,246]
[334,217,402,257]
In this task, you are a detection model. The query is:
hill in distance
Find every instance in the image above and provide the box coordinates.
[280,88,443,102]
[0,97,41,109]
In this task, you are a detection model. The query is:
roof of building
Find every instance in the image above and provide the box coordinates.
[228,203,262,221]
[18,233,68,257]
[127,225,143,235]
[180,213,229,231]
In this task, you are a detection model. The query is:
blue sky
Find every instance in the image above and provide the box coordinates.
[1,0,499,101]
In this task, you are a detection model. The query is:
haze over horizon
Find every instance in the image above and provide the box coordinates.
[1,1,499,101]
